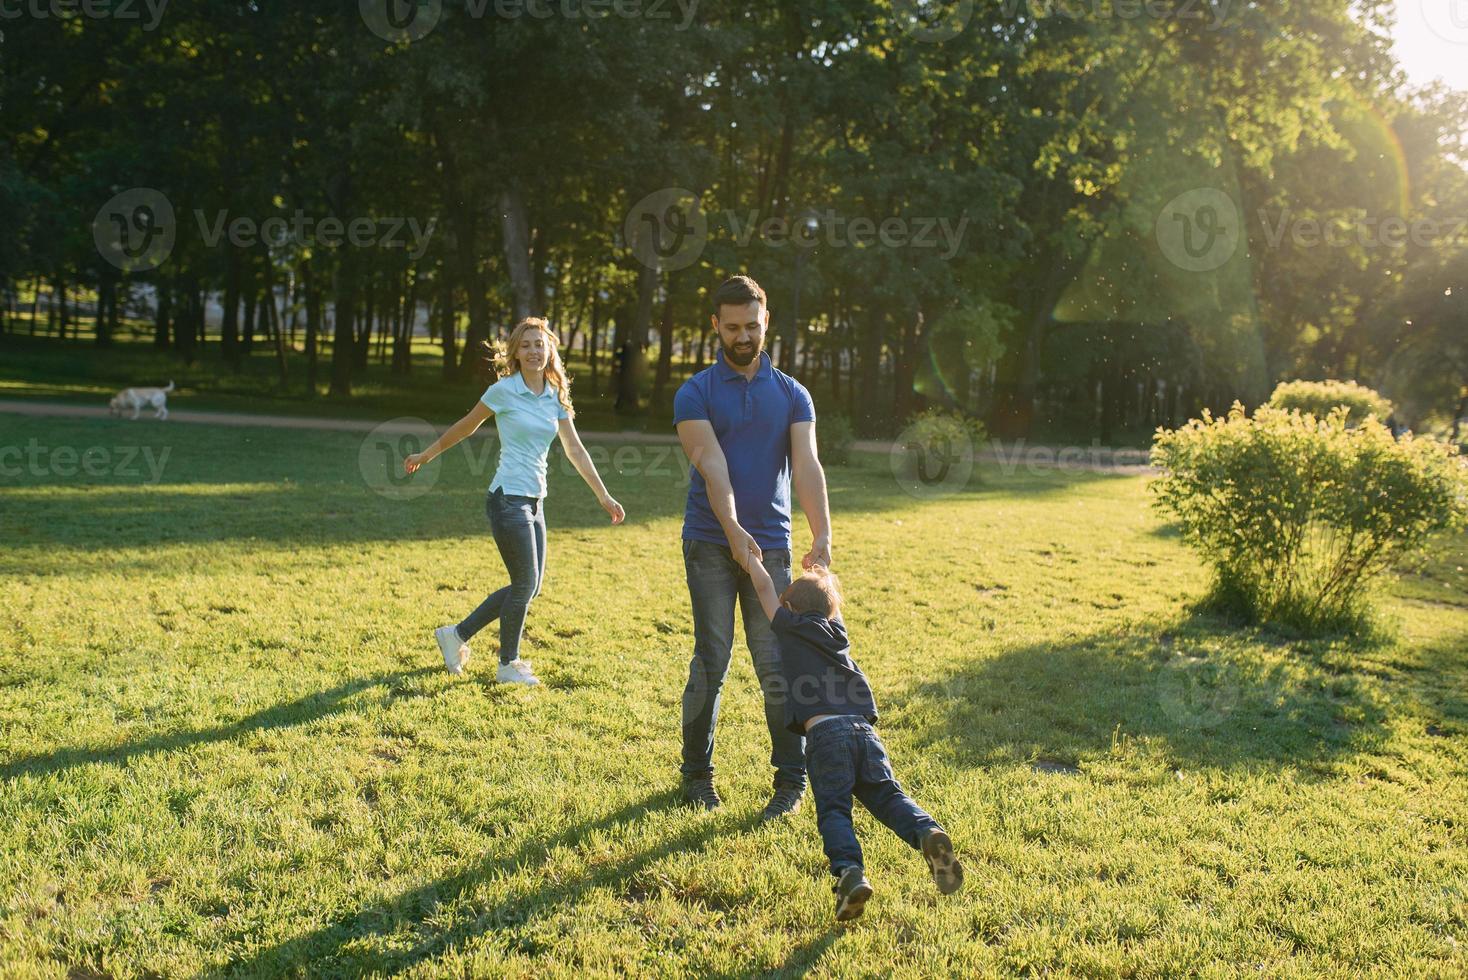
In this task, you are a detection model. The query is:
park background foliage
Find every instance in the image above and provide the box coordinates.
[3,1,1468,441]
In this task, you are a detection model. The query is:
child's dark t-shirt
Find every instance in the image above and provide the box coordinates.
[770,607,879,734]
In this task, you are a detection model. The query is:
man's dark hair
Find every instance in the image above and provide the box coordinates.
[710,275,767,316]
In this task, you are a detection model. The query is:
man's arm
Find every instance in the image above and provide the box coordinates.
[790,420,832,569]
[676,419,762,567]
[744,543,783,622]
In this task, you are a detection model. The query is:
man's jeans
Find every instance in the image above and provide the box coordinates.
[806,715,939,877]
[458,487,546,664]
[680,538,805,789]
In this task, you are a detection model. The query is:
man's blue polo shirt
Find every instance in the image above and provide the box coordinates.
[673,349,815,552]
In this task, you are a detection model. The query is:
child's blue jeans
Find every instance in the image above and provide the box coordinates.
[805,715,940,877]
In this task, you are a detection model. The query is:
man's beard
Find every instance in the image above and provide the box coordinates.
[722,336,762,367]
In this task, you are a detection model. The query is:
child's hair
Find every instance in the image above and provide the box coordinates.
[481,316,574,418]
[780,566,842,617]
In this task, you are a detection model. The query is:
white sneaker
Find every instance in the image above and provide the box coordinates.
[496,658,541,686]
[434,625,469,675]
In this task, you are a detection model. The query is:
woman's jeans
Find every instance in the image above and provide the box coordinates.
[457,487,546,664]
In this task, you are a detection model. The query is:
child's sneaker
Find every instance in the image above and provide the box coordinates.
[921,828,964,895]
[435,625,469,675]
[833,866,873,921]
[496,658,541,686]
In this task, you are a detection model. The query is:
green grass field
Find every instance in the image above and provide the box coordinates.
[1,413,1465,977]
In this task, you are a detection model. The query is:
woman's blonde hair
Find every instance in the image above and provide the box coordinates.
[485,317,574,418]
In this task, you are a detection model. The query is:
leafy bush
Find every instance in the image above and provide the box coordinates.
[1150,404,1468,632]
[1267,379,1393,425]
[819,412,856,466]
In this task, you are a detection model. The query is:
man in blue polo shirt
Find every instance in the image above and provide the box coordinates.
[673,275,833,821]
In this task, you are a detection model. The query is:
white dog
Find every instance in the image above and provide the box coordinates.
[109,381,174,420]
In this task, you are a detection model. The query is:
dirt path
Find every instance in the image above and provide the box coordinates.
[0,398,1153,473]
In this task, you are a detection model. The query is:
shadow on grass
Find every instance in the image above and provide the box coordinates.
[885,613,1407,772]
[211,790,768,977]
[0,668,435,781]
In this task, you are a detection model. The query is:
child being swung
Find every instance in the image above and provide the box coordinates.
[741,550,964,921]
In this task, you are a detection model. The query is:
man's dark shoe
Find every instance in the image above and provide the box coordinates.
[921,828,964,895]
[833,866,873,922]
[760,783,804,821]
[682,774,721,811]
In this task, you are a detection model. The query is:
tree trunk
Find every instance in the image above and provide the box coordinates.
[498,186,536,321]
[175,280,199,364]
[653,270,679,407]
[221,248,241,370]
[154,284,171,349]
[303,259,321,396]
[95,269,115,347]
[241,281,257,357]
[55,277,68,339]
[588,292,602,396]
[330,253,356,397]
[438,267,458,380]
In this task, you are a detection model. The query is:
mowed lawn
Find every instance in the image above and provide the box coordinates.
[1,414,1465,978]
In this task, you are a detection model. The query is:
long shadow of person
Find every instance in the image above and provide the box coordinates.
[0,668,437,781]
[213,789,765,976]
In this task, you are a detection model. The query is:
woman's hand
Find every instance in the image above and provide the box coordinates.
[404,452,429,475]
[600,494,626,525]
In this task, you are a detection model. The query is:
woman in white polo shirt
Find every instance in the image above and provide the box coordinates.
[404,317,625,685]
